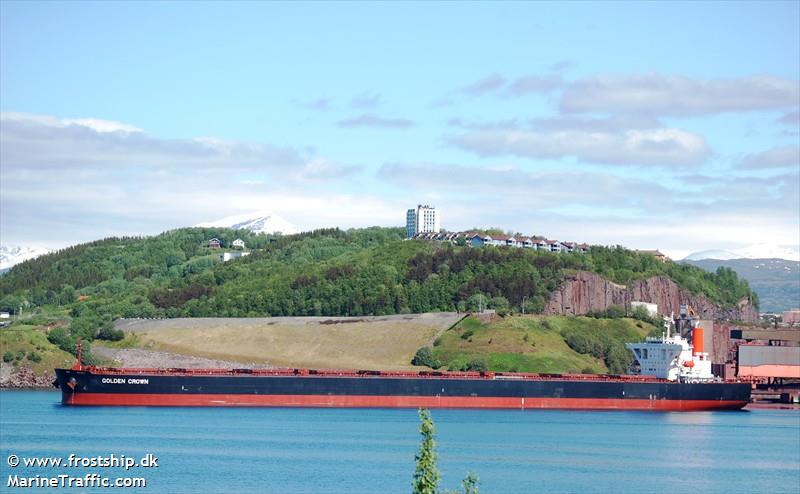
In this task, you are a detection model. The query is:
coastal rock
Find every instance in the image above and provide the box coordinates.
[544,271,758,322]
[0,364,55,388]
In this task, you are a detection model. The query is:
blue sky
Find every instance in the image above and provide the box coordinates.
[1,1,798,258]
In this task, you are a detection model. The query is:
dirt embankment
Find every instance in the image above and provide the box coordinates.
[91,347,271,369]
[113,313,463,371]
[545,272,758,322]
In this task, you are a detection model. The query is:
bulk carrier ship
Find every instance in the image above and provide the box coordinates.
[54,317,751,411]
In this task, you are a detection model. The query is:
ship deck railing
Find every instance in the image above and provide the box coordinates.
[68,365,674,383]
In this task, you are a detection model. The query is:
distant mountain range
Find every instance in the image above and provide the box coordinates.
[682,258,800,313]
[0,245,52,273]
[195,211,299,235]
[683,243,800,262]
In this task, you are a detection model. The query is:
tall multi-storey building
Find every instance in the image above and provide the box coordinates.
[406,204,441,238]
[406,208,417,239]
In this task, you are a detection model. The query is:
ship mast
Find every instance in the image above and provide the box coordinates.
[74,340,83,371]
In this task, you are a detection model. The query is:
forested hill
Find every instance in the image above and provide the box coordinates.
[1,226,757,325]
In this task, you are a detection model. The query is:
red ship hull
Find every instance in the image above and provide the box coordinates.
[63,391,749,411]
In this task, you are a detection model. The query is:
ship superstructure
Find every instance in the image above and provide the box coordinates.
[626,314,714,382]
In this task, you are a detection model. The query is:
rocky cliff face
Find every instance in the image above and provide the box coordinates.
[544,272,758,322]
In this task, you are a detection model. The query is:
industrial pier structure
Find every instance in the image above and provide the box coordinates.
[710,325,800,404]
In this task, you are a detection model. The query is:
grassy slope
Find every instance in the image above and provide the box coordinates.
[111,314,463,371]
[432,315,655,374]
[0,326,75,375]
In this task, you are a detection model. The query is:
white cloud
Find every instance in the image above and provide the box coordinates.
[459,74,506,96]
[336,114,415,128]
[0,112,365,247]
[560,73,799,116]
[0,111,355,178]
[448,127,710,166]
[1,112,143,133]
[738,146,800,170]
[378,163,671,210]
[439,72,562,105]
[778,110,799,126]
[62,118,143,133]
[507,74,563,95]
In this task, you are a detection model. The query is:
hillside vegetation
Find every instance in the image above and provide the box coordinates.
[0,326,75,378]
[0,227,756,360]
[427,315,657,375]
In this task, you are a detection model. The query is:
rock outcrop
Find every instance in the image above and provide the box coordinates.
[0,364,55,388]
[544,271,758,322]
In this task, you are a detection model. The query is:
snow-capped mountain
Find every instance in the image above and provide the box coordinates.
[0,245,52,271]
[196,211,299,235]
[682,249,744,261]
[733,243,800,262]
[684,244,800,262]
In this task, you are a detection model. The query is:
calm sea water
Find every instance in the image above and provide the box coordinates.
[1,391,798,494]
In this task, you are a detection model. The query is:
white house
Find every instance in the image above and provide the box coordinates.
[490,236,507,247]
[547,240,562,252]
[220,251,251,262]
[232,238,246,249]
[631,301,658,318]
[0,312,9,319]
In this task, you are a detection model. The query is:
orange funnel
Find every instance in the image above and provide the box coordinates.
[692,327,704,355]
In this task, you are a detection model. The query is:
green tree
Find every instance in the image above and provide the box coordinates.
[96,324,125,341]
[413,408,440,494]
[412,347,441,369]
[465,359,488,372]
[466,294,487,312]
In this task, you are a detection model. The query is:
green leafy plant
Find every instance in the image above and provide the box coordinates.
[413,408,440,494]
[413,408,481,494]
